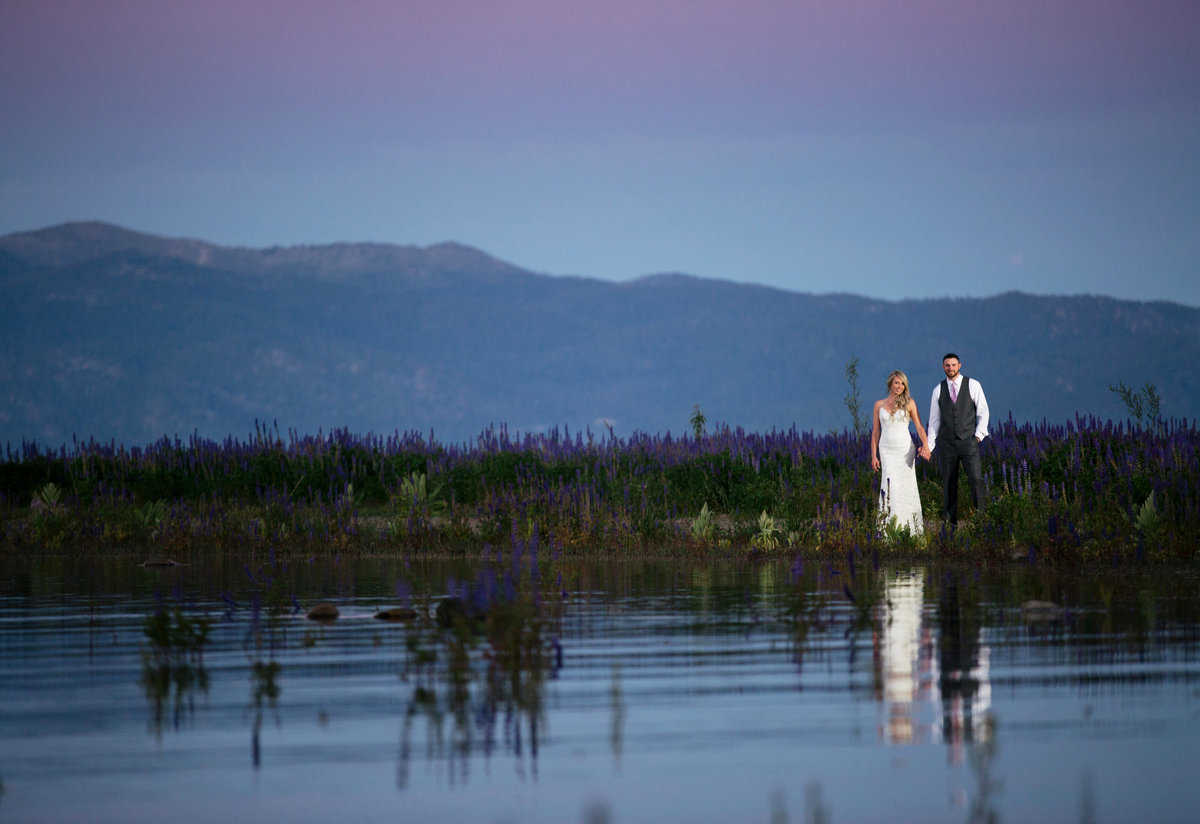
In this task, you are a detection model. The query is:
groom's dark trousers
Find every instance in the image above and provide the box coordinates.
[937,436,984,525]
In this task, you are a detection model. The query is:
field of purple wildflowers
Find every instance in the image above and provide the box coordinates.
[1,415,1196,561]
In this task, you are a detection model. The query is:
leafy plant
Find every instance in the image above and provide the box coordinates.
[135,500,167,537]
[395,471,447,517]
[1109,381,1161,430]
[691,502,715,540]
[33,482,63,511]
[844,357,865,436]
[28,481,69,546]
[752,510,781,549]
[881,515,923,550]
[1131,491,1159,538]
[690,404,707,440]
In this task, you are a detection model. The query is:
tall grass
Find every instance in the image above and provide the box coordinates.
[1,414,1196,561]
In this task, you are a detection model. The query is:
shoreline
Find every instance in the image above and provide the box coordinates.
[3,416,1197,563]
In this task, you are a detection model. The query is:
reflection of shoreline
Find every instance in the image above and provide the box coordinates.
[141,660,209,738]
[875,571,991,756]
[396,594,560,789]
[141,605,212,740]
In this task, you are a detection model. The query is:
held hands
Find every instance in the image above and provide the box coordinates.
[918,445,931,461]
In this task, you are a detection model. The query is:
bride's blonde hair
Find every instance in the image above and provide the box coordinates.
[885,370,911,415]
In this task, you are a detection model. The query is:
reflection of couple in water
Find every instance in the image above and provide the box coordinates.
[869,354,991,535]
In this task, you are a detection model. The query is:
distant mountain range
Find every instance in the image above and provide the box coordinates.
[2,221,1197,448]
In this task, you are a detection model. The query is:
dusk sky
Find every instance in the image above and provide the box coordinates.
[3,0,1198,304]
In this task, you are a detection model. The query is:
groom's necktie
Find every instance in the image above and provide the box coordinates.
[950,381,958,403]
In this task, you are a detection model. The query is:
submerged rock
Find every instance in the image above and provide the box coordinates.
[375,607,418,622]
[307,603,340,621]
[1020,600,1065,621]
[141,558,181,568]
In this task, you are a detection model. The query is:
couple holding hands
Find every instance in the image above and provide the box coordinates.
[869,353,990,536]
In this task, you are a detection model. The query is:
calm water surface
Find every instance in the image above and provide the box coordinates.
[1,553,1198,823]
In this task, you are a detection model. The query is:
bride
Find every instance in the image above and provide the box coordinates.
[870,370,931,536]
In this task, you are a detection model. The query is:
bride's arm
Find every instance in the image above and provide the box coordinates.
[870,400,882,471]
[909,399,931,459]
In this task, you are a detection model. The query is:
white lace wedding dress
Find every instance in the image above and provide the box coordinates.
[878,407,924,536]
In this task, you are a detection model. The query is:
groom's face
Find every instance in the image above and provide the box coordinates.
[943,358,961,380]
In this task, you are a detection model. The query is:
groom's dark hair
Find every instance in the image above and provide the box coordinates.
[942,352,960,362]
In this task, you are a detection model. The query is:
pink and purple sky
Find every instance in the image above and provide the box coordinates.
[3,0,1198,304]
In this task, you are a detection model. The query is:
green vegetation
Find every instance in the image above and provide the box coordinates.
[690,404,707,440]
[843,356,866,436]
[1109,381,1162,431]
[1,414,1198,562]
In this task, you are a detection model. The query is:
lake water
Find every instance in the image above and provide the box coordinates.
[1,553,1198,823]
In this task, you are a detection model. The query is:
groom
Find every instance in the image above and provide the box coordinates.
[928,353,990,527]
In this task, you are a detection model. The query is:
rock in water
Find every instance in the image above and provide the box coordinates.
[375,607,418,622]
[307,603,340,621]
[1020,600,1065,622]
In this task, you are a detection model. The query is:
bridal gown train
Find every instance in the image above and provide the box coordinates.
[877,407,924,535]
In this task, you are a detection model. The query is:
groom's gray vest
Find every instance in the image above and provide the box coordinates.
[938,377,977,440]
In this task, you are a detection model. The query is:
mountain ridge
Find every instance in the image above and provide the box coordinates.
[2,222,1196,447]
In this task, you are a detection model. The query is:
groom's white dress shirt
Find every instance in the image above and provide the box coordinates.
[928,376,990,451]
